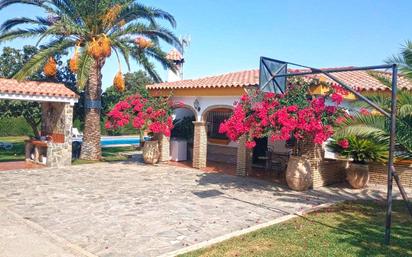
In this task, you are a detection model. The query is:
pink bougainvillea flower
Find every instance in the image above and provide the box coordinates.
[359,108,370,115]
[338,139,350,149]
[245,140,256,149]
[331,93,343,105]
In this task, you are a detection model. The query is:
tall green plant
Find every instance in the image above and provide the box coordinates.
[0,0,181,160]
[328,136,388,164]
[335,90,412,159]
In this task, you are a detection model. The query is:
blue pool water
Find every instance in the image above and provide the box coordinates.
[101,137,141,147]
[73,136,145,147]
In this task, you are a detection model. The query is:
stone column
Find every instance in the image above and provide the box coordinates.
[45,103,73,167]
[192,121,207,169]
[157,134,170,163]
[236,135,251,176]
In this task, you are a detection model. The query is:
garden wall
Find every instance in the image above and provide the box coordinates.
[369,163,412,188]
[313,159,347,188]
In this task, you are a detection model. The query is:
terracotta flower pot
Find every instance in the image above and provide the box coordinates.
[286,156,312,191]
[142,140,160,164]
[346,162,369,189]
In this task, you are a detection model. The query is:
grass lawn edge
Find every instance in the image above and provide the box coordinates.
[159,201,341,257]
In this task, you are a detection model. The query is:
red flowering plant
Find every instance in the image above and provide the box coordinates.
[105,93,180,138]
[219,78,349,153]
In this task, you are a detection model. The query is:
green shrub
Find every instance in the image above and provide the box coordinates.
[0,117,33,136]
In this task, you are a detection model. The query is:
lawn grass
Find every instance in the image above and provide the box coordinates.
[0,136,28,162]
[180,200,412,257]
[72,146,135,165]
[0,136,135,164]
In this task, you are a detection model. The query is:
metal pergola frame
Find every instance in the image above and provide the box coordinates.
[259,57,412,245]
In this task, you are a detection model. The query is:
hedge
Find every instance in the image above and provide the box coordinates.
[0,117,33,136]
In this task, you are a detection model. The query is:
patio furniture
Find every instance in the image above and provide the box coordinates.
[25,139,48,165]
[72,128,83,139]
[265,147,292,176]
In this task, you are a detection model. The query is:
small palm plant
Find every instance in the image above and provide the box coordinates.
[334,90,412,160]
[0,0,181,160]
[328,136,387,188]
[328,136,388,164]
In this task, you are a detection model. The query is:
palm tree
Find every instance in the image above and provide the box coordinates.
[387,40,412,80]
[0,0,181,160]
[335,90,412,159]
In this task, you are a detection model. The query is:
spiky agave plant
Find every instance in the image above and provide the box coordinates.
[0,0,181,160]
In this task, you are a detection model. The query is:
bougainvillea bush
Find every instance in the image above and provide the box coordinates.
[219,78,349,149]
[105,94,181,137]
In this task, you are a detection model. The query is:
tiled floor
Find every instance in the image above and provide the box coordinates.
[1,162,408,257]
[0,161,44,171]
[169,160,286,184]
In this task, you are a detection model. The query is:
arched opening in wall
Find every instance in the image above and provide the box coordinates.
[203,106,237,173]
[170,106,196,165]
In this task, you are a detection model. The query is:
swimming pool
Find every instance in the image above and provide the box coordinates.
[101,136,141,147]
[73,136,146,147]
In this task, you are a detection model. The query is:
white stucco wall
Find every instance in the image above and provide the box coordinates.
[172,96,239,122]
[173,107,195,121]
[172,96,240,147]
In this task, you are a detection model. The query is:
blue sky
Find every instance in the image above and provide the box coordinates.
[0,0,411,90]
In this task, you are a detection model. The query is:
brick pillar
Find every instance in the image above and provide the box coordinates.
[192,121,207,169]
[236,136,251,176]
[157,134,170,163]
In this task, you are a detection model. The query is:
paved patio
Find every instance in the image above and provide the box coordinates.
[0,162,408,257]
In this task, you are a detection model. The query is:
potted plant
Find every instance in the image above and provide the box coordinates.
[105,94,180,164]
[328,136,387,188]
[219,78,348,191]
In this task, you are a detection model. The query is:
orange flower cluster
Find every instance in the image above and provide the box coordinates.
[113,71,125,92]
[88,36,111,59]
[135,36,153,49]
[44,57,57,77]
[102,4,122,27]
[69,46,79,72]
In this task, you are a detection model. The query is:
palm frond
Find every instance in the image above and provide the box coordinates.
[0,17,52,32]
[13,39,74,80]
[0,27,47,42]
[76,49,93,89]
[0,0,43,10]
[130,49,161,82]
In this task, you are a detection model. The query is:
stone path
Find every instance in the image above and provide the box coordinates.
[0,162,409,257]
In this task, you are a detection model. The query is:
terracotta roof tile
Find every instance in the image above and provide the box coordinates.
[147,70,259,90]
[0,78,78,98]
[147,68,412,92]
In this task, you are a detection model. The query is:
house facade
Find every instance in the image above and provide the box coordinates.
[147,54,412,188]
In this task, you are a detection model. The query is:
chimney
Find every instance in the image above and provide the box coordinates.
[166,48,184,82]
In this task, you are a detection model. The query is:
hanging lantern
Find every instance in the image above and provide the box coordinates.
[113,71,125,92]
[135,36,153,49]
[44,57,57,77]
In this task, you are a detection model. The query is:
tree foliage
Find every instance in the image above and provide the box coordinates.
[0,46,76,136]
[0,0,181,85]
[335,90,412,159]
[103,70,153,112]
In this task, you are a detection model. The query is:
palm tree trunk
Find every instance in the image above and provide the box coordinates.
[80,59,103,160]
